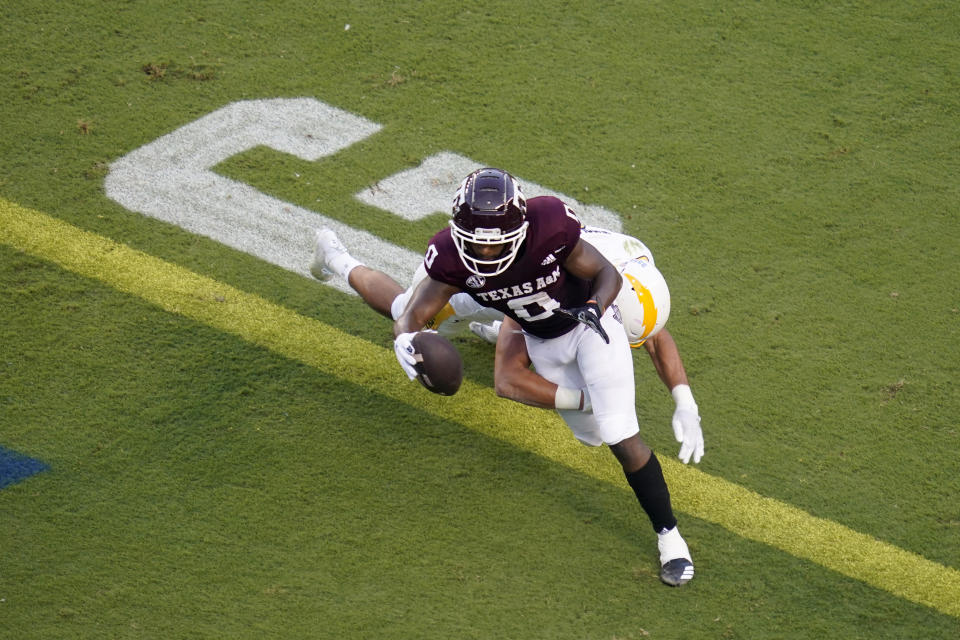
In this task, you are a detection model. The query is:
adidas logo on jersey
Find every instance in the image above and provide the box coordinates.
[541,254,557,266]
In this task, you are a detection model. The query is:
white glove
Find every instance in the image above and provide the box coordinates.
[393,332,419,380]
[468,319,502,344]
[671,385,704,464]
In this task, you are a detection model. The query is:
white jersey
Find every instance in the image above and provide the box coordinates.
[579,226,654,269]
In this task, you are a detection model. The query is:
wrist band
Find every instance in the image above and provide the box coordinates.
[555,386,583,410]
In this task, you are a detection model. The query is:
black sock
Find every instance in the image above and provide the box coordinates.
[624,452,677,534]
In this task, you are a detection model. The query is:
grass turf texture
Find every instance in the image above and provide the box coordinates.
[2,1,959,638]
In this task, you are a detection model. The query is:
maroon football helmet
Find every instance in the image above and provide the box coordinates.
[450,168,528,276]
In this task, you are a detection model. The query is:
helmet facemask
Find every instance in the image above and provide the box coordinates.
[450,168,528,277]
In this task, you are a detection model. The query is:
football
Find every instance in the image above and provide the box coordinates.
[411,331,463,396]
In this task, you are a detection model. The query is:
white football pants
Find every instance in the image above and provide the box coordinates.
[524,306,640,446]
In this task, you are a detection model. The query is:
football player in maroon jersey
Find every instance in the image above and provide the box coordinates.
[391,168,696,586]
[311,225,702,463]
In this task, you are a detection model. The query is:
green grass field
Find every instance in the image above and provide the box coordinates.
[2,1,958,638]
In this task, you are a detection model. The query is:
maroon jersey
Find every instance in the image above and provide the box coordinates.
[424,195,590,338]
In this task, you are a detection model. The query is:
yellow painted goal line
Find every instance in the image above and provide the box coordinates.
[2,197,958,619]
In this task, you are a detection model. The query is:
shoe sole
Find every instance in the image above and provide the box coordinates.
[660,558,694,587]
[309,264,333,281]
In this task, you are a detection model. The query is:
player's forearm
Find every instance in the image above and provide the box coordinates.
[392,277,457,336]
[493,316,583,410]
[590,263,623,312]
[493,366,558,409]
[493,358,591,410]
[644,330,689,391]
[393,314,421,337]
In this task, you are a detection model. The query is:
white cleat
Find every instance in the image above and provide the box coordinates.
[469,320,502,344]
[657,526,694,587]
[309,228,347,281]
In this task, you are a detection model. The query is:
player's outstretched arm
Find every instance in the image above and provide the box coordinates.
[393,277,459,337]
[393,276,461,380]
[644,330,704,464]
[642,329,688,390]
[493,317,588,411]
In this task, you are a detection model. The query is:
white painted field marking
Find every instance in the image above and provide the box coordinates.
[355,150,623,232]
[104,98,418,295]
[106,99,622,301]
